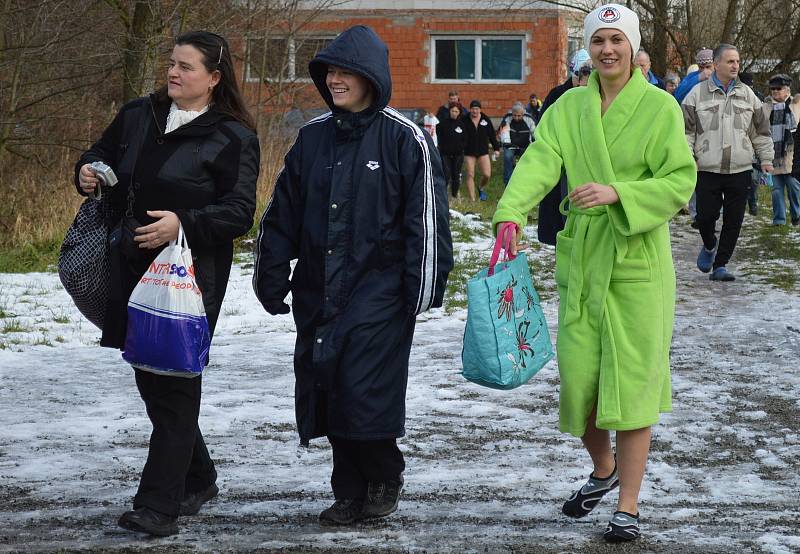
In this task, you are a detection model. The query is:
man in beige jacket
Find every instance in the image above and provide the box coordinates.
[682,44,774,282]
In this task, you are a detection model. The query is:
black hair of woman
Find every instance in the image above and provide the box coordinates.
[156,30,256,131]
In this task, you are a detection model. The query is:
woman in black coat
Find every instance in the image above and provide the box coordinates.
[74,31,258,537]
[436,102,468,198]
[253,25,452,525]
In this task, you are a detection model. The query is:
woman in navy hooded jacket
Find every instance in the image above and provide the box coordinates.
[253,26,452,525]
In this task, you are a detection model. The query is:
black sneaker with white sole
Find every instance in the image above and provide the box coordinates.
[603,511,640,542]
[562,466,619,518]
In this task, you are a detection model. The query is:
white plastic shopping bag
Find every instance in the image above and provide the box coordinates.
[122,226,210,376]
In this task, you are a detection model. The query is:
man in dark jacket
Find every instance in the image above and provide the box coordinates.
[435,90,467,123]
[463,99,500,201]
[253,25,453,525]
[526,93,542,123]
[497,102,535,185]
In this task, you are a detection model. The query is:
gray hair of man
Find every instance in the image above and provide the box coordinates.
[511,101,525,114]
[713,43,738,62]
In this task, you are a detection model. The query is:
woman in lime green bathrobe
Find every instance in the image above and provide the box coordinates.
[493,4,695,541]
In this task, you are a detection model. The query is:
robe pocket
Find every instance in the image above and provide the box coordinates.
[611,234,652,282]
[554,232,572,287]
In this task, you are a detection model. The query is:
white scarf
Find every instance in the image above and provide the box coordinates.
[165,102,209,134]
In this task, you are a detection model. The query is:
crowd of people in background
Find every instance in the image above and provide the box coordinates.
[426,43,799,282]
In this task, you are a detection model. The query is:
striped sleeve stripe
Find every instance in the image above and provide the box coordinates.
[380,106,437,314]
[306,111,332,126]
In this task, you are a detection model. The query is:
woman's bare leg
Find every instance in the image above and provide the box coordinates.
[477,154,491,193]
[464,156,477,201]
[581,406,616,478]
[615,426,651,515]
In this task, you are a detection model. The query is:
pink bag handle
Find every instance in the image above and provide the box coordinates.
[488,222,518,276]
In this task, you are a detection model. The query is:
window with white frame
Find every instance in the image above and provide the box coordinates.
[431,36,525,83]
[246,36,333,82]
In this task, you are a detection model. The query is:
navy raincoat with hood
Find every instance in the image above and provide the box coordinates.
[253,26,453,444]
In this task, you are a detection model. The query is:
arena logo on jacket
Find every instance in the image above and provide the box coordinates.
[366,160,381,170]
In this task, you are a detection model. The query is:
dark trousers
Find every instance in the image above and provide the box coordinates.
[328,436,405,500]
[440,153,463,197]
[133,369,217,516]
[696,170,751,269]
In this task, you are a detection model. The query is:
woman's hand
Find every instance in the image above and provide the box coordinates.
[569,182,619,209]
[497,222,521,256]
[78,163,99,194]
[135,211,180,249]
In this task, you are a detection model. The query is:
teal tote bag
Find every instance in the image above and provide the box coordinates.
[461,223,554,389]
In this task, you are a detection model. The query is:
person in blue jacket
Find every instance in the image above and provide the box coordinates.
[674,48,714,105]
[253,25,453,526]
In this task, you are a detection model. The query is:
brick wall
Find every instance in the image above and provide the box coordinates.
[249,10,571,118]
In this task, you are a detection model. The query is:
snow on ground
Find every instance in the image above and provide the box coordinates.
[0,212,798,553]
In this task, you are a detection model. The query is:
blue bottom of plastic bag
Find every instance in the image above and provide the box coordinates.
[122,303,210,376]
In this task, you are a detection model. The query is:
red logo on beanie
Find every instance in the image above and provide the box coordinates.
[599,6,620,23]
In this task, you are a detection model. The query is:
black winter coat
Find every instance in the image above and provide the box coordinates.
[462,113,500,156]
[253,25,453,444]
[75,94,259,348]
[436,117,467,155]
[794,122,800,178]
[536,78,574,245]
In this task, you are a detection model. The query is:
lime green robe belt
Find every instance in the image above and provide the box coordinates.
[559,197,628,328]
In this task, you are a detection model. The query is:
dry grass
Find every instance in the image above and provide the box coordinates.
[0,132,289,272]
[0,166,82,248]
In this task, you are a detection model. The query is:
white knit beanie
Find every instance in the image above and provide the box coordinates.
[583,4,641,62]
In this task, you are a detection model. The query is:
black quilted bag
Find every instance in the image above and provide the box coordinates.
[59,102,148,329]
[58,195,115,329]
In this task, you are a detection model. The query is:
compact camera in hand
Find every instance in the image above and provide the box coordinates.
[88,161,118,200]
[90,162,118,187]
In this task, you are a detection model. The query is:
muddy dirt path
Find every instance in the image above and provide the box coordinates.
[1,218,798,553]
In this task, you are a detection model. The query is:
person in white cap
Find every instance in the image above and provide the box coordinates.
[493,3,695,542]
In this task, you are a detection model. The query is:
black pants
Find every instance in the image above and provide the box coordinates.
[328,436,405,500]
[696,170,750,269]
[440,153,463,197]
[133,370,217,516]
